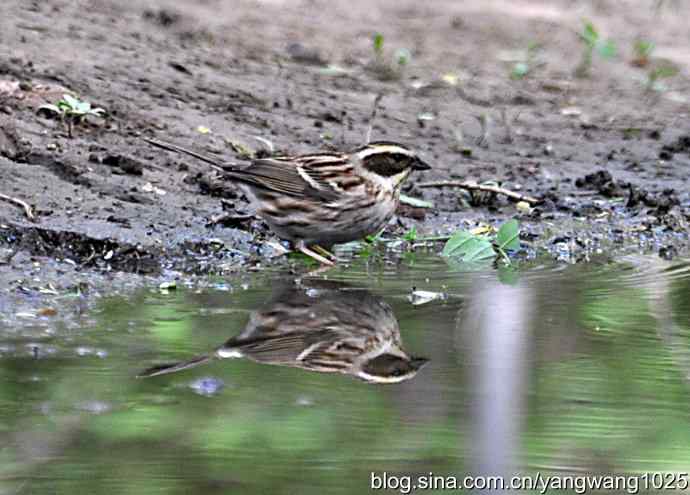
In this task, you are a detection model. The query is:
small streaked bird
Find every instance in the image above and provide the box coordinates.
[138,281,428,384]
[144,138,430,264]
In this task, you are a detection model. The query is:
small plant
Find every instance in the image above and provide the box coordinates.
[364,228,386,246]
[369,32,411,81]
[510,42,541,80]
[441,219,520,265]
[373,33,385,58]
[627,39,678,92]
[646,65,679,92]
[39,94,106,138]
[394,48,412,68]
[402,226,417,243]
[575,21,617,78]
[632,39,654,67]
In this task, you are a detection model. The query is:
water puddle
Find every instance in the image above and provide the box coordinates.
[2,255,690,493]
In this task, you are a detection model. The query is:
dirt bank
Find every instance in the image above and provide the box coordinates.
[1,0,689,291]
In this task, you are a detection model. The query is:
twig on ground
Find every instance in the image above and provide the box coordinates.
[475,113,490,147]
[339,110,347,147]
[500,107,513,144]
[455,86,492,108]
[0,193,35,221]
[418,180,541,205]
[365,93,383,144]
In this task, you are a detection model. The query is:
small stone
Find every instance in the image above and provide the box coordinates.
[37,307,58,317]
[77,400,112,414]
[516,201,532,213]
[189,377,224,397]
[102,154,144,175]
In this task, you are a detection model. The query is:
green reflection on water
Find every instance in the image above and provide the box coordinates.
[1,256,690,494]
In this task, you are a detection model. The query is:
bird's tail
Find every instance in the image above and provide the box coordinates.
[142,137,232,172]
[137,353,213,378]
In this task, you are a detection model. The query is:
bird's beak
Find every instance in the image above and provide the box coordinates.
[410,356,430,370]
[412,158,431,171]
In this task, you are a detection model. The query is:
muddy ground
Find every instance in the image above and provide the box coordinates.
[1,0,689,297]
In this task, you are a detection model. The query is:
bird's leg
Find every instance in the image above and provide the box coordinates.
[297,242,335,266]
[312,245,337,261]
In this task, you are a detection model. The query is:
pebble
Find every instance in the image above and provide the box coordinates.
[189,376,224,397]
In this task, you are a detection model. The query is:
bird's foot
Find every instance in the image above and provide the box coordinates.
[312,245,338,262]
[297,243,335,266]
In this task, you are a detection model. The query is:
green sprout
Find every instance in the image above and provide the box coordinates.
[402,226,417,243]
[364,228,385,246]
[394,48,412,67]
[39,94,106,138]
[510,42,541,80]
[441,219,520,266]
[575,21,617,78]
[511,62,530,80]
[632,39,654,67]
[646,65,679,92]
[369,32,411,81]
[373,33,384,57]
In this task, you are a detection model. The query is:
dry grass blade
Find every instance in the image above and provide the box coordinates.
[365,93,383,144]
[0,193,36,221]
[418,181,540,205]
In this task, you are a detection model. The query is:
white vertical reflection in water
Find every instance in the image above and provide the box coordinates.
[463,281,533,487]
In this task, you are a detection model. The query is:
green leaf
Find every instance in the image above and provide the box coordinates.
[394,48,411,66]
[399,194,434,209]
[364,228,385,245]
[373,33,384,54]
[463,238,496,261]
[403,226,417,242]
[442,230,474,257]
[497,264,521,285]
[442,230,495,261]
[496,219,520,251]
[75,100,91,114]
[511,62,530,79]
[597,39,617,59]
[62,93,80,109]
[582,21,598,46]
[652,66,679,80]
[634,40,654,57]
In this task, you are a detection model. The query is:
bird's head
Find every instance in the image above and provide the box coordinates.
[353,141,431,189]
[356,353,429,384]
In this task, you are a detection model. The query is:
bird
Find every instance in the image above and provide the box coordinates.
[143,137,431,265]
[138,280,429,384]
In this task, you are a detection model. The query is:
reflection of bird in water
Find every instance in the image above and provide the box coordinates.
[139,281,428,384]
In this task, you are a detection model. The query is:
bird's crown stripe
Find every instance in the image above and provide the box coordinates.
[357,145,414,159]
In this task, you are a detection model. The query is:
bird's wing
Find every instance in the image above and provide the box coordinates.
[219,328,346,365]
[294,335,366,371]
[228,154,362,201]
